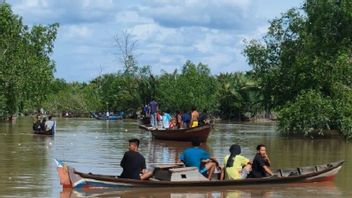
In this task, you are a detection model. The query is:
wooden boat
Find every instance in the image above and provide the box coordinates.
[33,122,56,136]
[139,124,211,142]
[33,129,54,135]
[90,112,123,120]
[55,160,344,189]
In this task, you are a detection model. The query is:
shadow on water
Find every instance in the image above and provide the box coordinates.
[59,182,341,198]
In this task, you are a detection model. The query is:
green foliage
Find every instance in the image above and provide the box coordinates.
[244,0,352,138]
[0,2,58,117]
[216,72,263,120]
[277,90,334,136]
[156,61,218,113]
[278,88,352,139]
[43,82,101,114]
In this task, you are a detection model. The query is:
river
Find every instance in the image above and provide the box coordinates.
[0,118,351,197]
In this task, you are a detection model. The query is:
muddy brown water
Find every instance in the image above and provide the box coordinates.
[0,118,351,197]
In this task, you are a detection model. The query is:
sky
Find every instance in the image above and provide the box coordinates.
[9,0,304,82]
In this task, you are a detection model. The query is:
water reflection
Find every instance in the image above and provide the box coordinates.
[59,182,341,198]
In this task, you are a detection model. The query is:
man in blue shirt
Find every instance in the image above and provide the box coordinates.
[179,137,217,180]
[181,110,190,128]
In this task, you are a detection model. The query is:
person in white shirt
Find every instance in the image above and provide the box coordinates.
[45,116,55,131]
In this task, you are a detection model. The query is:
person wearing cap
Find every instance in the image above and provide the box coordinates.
[222,144,252,180]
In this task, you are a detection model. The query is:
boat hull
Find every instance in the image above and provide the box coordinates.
[56,160,344,189]
[140,125,211,142]
[90,112,123,120]
[33,129,54,135]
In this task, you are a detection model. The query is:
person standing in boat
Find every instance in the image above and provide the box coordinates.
[251,144,273,178]
[120,139,152,180]
[143,104,149,117]
[162,110,172,129]
[190,106,199,127]
[149,99,158,127]
[179,137,217,180]
[198,109,209,126]
[222,144,252,180]
[175,110,182,129]
[181,110,190,128]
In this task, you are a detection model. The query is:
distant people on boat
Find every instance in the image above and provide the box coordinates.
[181,110,190,128]
[169,117,176,129]
[162,111,172,129]
[143,104,149,117]
[251,144,273,178]
[175,110,182,129]
[198,110,209,126]
[222,144,252,180]
[156,110,162,127]
[45,116,55,131]
[40,118,47,131]
[190,106,199,128]
[32,115,42,131]
[120,139,152,180]
[149,99,158,127]
[179,137,217,180]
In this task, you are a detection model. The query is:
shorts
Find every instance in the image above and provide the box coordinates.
[200,167,208,176]
[191,121,199,128]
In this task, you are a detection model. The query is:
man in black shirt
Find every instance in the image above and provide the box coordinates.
[251,144,273,178]
[120,139,152,180]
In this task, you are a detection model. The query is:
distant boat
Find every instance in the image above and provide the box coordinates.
[90,112,124,120]
[33,124,55,136]
[33,129,54,136]
[139,124,211,142]
[55,159,344,189]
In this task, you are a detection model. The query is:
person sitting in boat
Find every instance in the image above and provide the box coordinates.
[222,144,252,180]
[45,116,55,131]
[190,106,199,128]
[181,110,190,128]
[120,138,152,180]
[179,137,217,180]
[40,117,47,131]
[251,144,274,178]
[32,115,42,131]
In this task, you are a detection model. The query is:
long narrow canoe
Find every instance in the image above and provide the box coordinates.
[56,160,343,189]
[139,124,211,142]
[90,112,123,120]
[33,124,55,136]
[33,129,54,136]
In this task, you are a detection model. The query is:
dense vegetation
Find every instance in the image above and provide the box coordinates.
[244,0,352,138]
[2,1,352,138]
[0,3,58,118]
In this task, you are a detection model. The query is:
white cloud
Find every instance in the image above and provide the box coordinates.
[65,25,92,39]
[139,0,253,30]
[8,0,304,82]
